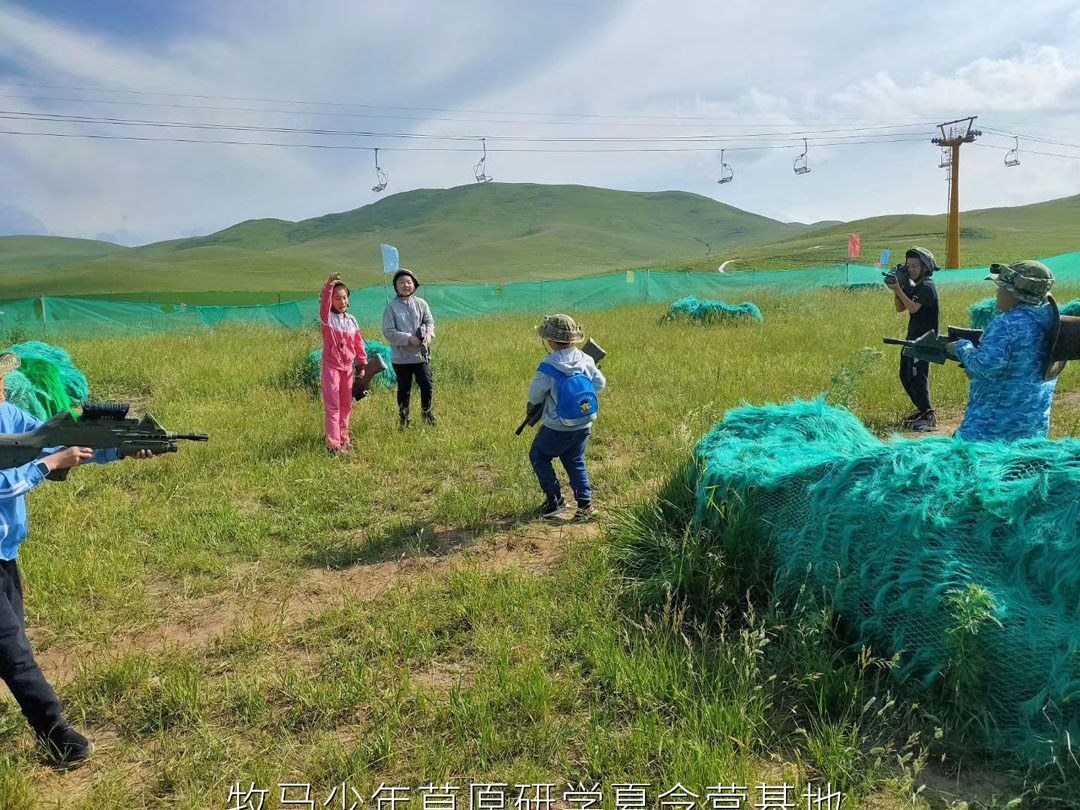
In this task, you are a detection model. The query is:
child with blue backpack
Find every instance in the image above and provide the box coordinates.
[527,314,606,520]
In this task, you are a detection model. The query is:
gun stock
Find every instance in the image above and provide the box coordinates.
[516,402,543,436]
[352,354,389,400]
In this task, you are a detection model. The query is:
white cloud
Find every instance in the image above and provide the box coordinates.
[0,0,1077,246]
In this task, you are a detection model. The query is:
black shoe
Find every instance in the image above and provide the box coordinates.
[900,410,922,427]
[573,502,597,522]
[398,408,410,429]
[38,723,93,768]
[909,411,938,432]
[539,494,566,518]
[422,410,437,426]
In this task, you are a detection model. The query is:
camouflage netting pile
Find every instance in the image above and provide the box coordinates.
[2,341,89,419]
[691,398,1080,765]
[299,340,396,397]
[667,296,763,323]
[970,296,1080,330]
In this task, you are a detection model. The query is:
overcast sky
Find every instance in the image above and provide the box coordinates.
[1,0,1079,245]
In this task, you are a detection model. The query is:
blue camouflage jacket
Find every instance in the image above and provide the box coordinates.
[0,403,118,560]
[953,303,1057,442]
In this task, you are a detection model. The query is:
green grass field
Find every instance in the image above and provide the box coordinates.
[3,184,1078,304]
[1,286,1078,809]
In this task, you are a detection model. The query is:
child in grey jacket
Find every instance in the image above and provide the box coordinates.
[382,269,436,427]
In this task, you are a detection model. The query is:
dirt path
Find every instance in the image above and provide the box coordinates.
[34,519,600,685]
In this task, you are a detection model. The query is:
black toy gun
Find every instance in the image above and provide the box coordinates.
[352,354,388,401]
[516,338,606,436]
[883,326,982,365]
[881,263,909,286]
[0,402,209,481]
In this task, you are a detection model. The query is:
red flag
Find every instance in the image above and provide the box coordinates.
[848,233,861,260]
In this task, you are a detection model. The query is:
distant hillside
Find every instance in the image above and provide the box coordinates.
[2,184,1079,302]
[670,194,1080,272]
[0,183,817,299]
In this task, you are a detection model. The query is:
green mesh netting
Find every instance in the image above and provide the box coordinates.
[300,341,396,396]
[7,341,89,403]
[667,296,763,323]
[3,370,49,420]
[690,398,1080,765]
[6,249,1078,337]
[1,341,87,420]
[970,296,1080,330]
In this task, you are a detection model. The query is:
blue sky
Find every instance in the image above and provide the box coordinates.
[1,0,1079,245]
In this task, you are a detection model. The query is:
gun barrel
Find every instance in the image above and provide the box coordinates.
[170,433,209,442]
[882,338,910,346]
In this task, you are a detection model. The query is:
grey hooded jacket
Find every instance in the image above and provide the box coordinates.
[382,296,435,364]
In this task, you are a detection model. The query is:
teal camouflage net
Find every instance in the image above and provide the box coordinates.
[667,296,763,323]
[691,398,1080,765]
[970,296,1080,330]
[301,341,396,396]
[2,341,88,419]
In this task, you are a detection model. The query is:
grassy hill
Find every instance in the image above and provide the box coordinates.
[668,193,1080,272]
[2,185,1079,303]
[0,184,816,301]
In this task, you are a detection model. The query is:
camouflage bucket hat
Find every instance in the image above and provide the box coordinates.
[0,352,20,377]
[987,260,1054,305]
[536,313,584,343]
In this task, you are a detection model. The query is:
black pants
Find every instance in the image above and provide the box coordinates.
[392,362,434,413]
[899,355,932,413]
[0,559,63,735]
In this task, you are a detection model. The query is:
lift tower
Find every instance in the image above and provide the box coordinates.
[932,117,981,269]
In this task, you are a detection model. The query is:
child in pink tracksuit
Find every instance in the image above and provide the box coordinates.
[320,273,367,453]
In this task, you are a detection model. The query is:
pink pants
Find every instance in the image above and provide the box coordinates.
[321,364,354,448]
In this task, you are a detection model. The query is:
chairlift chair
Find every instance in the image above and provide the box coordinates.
[371,148,388,193]
[793,138,811,175]
[717,149,734,184]
[474,138,493,183]
[1004,136,1020,168]
[938,147,952,169]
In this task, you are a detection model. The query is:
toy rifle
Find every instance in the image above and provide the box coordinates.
[516,338,606,436]
[882,326,983,365]
[352,353,388,400]
[0,402,208,481]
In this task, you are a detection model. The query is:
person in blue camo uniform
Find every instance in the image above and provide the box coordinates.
[947,260,1058,442]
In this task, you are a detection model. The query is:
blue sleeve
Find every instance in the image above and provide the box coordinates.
[955,318,1011,380]
[0,460,46,500]
[90,448,121,464]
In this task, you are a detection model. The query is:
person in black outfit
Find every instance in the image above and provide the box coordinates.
[886,247,940,431]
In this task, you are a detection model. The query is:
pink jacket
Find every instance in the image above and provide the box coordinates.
[320,280,368,371]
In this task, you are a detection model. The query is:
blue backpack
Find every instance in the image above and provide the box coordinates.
[538,362,599,427]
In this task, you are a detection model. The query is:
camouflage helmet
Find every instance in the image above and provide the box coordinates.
[987,260,1054,305]
[536,313,584,344]
[0,352,20,377]
[905,247,938,274]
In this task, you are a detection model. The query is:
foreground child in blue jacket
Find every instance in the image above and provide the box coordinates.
[527,314,606,520]
[0,352,153,767]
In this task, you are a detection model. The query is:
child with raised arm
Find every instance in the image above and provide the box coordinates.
[320,273,367,453]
